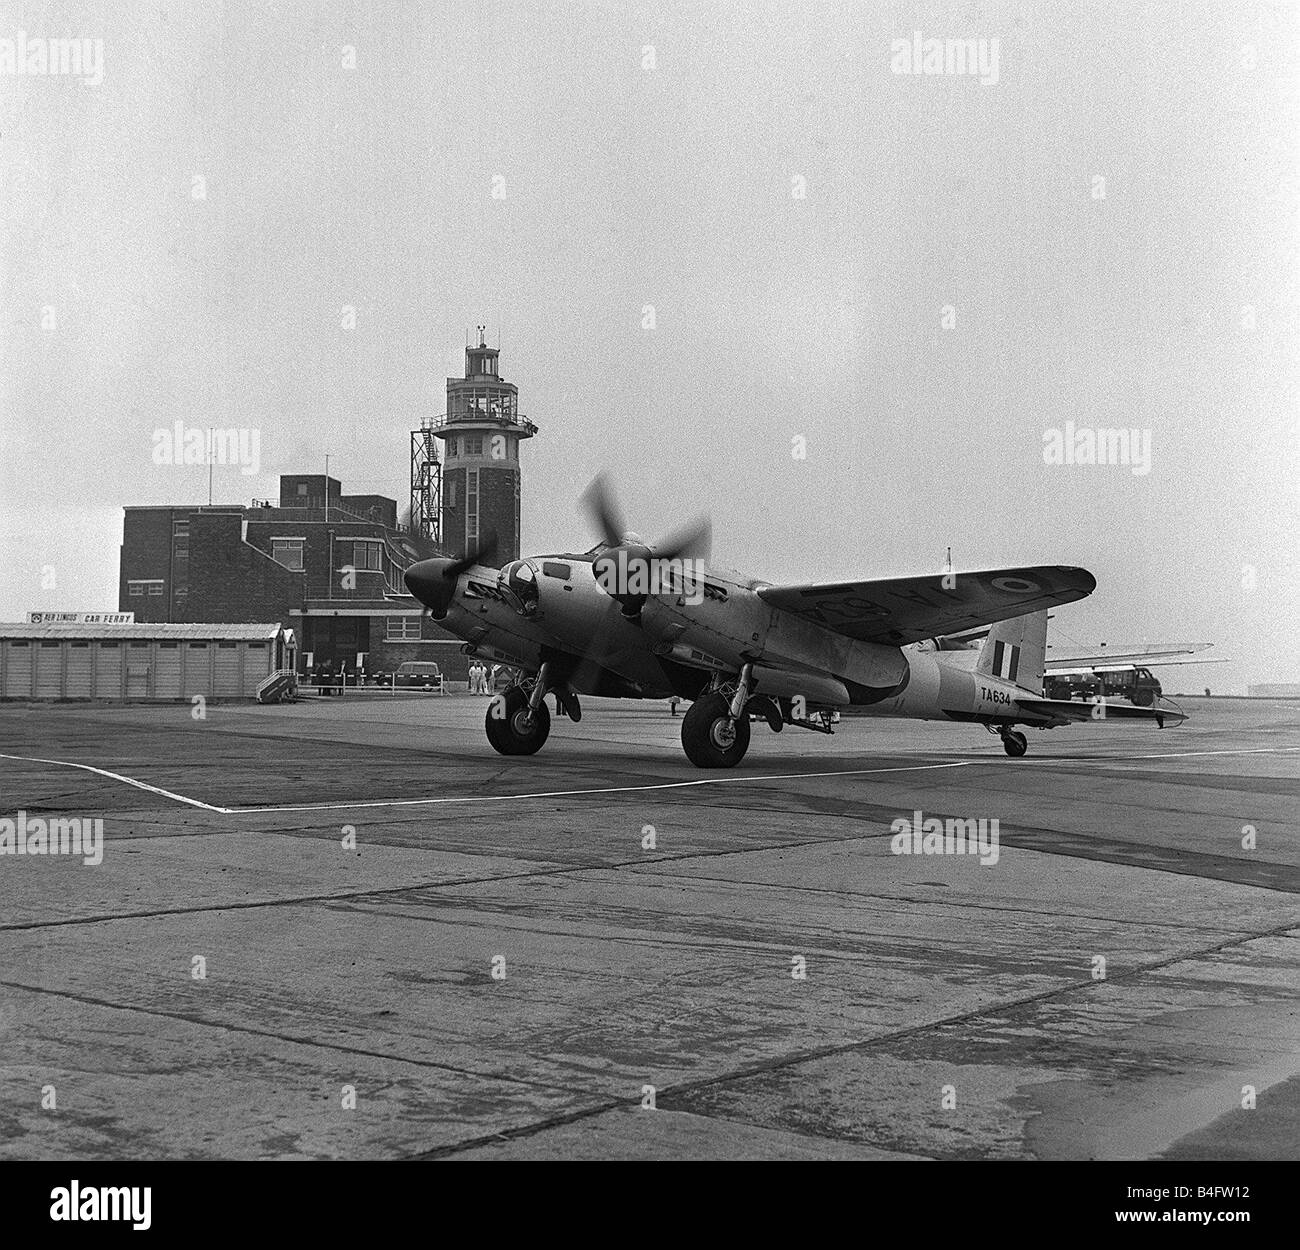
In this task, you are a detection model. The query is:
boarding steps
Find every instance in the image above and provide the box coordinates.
[256,669,297,704]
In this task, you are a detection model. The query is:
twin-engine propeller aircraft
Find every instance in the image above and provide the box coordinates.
[404,478,1186,768]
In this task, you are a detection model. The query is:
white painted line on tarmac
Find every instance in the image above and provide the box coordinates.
[241,745,1300,814]
[1018,745,1300,765]
[229,761,976,813]
[0,752,232,813]
[2,745,1296,817]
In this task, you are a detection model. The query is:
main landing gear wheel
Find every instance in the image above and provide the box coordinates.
[1000,729,1028,757]
[682,692,751,768]
[486,686,551,756]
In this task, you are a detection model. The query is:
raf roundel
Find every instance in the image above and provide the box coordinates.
[991,576,1040,594]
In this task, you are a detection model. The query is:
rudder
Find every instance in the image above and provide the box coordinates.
[975,610,1047,692]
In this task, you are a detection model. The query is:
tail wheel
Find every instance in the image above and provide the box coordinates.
[1002,730,1028,757]
[682,692,751,768]
[486,686,551,756]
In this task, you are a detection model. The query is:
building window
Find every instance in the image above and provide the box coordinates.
[351,540,382,571]
[128,579,163,597]
[386,616,422,641]
[447,438,457,458]
[271,538,305,571]
[466,469,479,547]
[465,435,483,456]
[448,480,457,508]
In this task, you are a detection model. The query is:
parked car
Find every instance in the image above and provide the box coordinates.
[394,661,443,691]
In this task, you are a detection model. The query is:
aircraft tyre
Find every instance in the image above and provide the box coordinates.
[1002,730,1028,758]
[682,693,751,768]
[486,687,551,756]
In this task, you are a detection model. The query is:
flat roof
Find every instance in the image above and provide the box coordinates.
[0,623,289,641]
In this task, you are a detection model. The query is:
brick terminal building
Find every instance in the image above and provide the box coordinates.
[118,339,539,683]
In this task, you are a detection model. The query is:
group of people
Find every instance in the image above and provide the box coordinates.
[467,661,500,694]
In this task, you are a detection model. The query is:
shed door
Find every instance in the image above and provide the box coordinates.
[94,643,123,698]
[2,642,32,697]
[213,642,243,696]
[184,642,213,696]
[65,643,93,697]
[34,641,63,697]
[126,642,151,697]
[153,642,182,697]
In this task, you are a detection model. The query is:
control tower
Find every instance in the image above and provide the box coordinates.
[431,328,537,563]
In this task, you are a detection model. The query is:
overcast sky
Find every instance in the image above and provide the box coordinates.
[1,0,1296,691]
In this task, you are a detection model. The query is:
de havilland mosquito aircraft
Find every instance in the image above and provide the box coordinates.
[404,479,1185,768]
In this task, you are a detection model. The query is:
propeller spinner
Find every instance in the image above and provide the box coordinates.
[404,531,499,620]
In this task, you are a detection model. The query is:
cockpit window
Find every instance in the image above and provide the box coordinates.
[542,562,572,580]
[499,559,540,614]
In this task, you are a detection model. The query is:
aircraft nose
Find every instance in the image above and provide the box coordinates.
[404,559,451,614]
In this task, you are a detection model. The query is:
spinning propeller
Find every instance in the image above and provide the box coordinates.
[581,474,711,620]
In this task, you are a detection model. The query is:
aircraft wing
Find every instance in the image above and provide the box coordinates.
[1044,643,1216,673]
[1014,696,1188,726]
[1048,656,1226,676]
[757,566,1096,646]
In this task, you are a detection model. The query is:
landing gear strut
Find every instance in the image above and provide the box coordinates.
[682,663,756,768]
[999,727,1028,757]
[682,692,751,768]
[486,666,552,756]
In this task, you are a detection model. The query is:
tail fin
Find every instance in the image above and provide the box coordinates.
[975,610,1047,692]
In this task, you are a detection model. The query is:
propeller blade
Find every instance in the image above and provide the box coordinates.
[445,528,499,578]
[653,515,711,565]
[580,473,627,548]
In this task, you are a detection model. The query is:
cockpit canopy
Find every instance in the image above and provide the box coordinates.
[498,559,540,614]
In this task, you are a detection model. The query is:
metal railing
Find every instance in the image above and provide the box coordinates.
[303,672,446,696]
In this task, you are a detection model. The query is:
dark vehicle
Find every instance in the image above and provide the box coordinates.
[394,661,443,691]
[1043,666,1162,706]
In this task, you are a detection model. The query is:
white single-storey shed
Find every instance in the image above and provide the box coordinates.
[0,623,296,701]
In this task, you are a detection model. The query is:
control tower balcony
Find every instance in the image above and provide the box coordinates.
[426,410,538,440]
